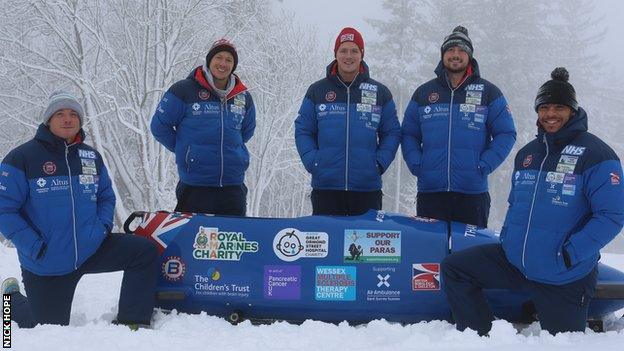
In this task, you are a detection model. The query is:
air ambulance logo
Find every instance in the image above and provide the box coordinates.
[412,263,440,291]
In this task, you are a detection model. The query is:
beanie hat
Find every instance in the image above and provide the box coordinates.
[42,90,84,126]
[534,67,578,112]
[205,38,238,73]
[334,27,365,57]
[441,26,473,58]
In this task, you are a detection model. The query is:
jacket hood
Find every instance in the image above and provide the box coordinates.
[537,106,588,147]
[434,57,481,86]
[190,66,248,100]
[34,123,85,149]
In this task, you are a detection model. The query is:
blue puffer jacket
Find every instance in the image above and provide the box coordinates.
[295,61,401,191]
[151,67,256,187]
[500,108,624,284]
[0,124,115,275]
[402,59,516,194]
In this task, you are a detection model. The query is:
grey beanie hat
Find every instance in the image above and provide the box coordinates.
[42,90,85,125]
[441,25,473,58]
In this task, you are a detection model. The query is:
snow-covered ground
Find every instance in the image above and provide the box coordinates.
[2,245,623,351]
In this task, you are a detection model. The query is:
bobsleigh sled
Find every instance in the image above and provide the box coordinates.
[124,210,624,330]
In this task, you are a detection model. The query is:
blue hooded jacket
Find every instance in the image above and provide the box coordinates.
[295,61,401,191]
[500,107,624,284]
[151,67,256,187]
[0,124,115,275]
[402,59,516,194]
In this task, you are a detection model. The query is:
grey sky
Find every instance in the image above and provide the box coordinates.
[277,0,624,80]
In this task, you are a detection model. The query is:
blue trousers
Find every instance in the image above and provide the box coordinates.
[441,243,597,335]
[13,233,158,327]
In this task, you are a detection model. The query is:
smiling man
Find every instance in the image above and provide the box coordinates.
[151,39,256,216]
[401,26,516,228]
[441,67,624,336]
[0,91,158,328]
[295,27,401,215]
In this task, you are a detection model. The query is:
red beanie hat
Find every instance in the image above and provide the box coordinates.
[334,27,364,57]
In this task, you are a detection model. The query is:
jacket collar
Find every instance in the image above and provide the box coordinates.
[325,60,371,88]
[434,57,480,89]
[191,66,247,101]
[537,107,588,147]
[34,123,85,150]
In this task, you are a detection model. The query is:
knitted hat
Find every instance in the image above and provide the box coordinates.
[334,27,365,58]
[534,67,578,112]
[205,38,238,72]
[441,26,473,58]
[42,91,84,126]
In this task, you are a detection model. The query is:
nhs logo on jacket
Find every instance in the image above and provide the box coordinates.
[562,145,586,156]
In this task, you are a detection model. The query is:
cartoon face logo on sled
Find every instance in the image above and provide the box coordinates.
[273,228,328,262]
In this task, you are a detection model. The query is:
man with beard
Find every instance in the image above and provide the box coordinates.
[441,67,624,335]
[401,26,516,227]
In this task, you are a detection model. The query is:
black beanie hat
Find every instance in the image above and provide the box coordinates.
[534,67,578,112]
[441,26,473,58]
[205,38,238,73]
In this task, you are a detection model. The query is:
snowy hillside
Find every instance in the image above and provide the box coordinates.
[2,245,623,351]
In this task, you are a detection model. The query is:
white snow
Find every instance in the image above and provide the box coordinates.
[2,245,623,351]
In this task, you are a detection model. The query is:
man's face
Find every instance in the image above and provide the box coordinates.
[335,41,362,77]
[209,51,235,82]
[537,103,574,133]
[443,46,470,74]
[48,109,80,143]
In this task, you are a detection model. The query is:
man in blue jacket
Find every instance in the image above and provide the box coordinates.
[402,26,516,227]
[295,27,401,215]
[0,91,158,328]
[151,38,256,216]
[441,68,624,335]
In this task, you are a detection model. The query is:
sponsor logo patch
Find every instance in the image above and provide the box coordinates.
[325,91,336,102]
[428,92,439,103]
[412,263,440,291]
[522,154,533,168]
[611,172,620,185]
[162,256,186,282]
[344,229,401,263]
[273,228,328,262]
[562,145,586,156]
[43,161,57,175]
[198,89,210,100]
[263,265,301,300]
[315,266,357,301]
[192,226,258,261]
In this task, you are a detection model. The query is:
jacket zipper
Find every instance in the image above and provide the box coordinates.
[219,98,225,187]
[521,134,549,268]
[447,90,454,191]
[185,146,191,173]
[345,86,351,190]
[445,74,470,191]
[65,143,78,270]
